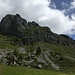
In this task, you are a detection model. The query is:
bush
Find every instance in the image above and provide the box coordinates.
[36,47,42,55]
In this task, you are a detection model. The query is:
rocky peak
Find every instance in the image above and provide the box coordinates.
[15,14,21,18]
[0,14,28,37]
[0,14,75,46]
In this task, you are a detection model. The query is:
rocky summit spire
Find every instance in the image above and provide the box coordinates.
[0,14,28,37]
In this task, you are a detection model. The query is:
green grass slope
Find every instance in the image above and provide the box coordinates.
[0,34,75,74]
[0,64,74,75]
[0,34,19,49]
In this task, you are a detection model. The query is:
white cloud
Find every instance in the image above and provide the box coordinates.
[71,14,75,20]
[61,2,69,8]
[70,0,75,9]
[0,0,75,35]
[50,2,56,9]
[0,0,13,19]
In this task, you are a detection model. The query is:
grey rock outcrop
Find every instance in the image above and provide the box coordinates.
[0,14,75,46]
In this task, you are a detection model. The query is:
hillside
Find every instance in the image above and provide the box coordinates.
[0,14,75,46]
[0,14,75,74]
[0,64,74,75]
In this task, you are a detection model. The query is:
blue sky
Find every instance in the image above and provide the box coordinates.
[50,0,75,39]
[51,0,72,9]
[51,0,74,16]
[0,0,75,39]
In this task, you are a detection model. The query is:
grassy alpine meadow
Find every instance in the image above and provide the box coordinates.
[0,64,75,75]
[0,35,75,75]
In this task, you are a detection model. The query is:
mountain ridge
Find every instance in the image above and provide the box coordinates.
[0,14,75,46]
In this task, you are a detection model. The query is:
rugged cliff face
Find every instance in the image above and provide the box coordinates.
[0,14,28,37]
[0,14,75,46]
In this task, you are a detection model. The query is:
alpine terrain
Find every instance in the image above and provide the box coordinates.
[0,14,75,74]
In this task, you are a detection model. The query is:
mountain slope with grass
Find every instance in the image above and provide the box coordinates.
[1,64,74,75]
[0,14,75,74]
